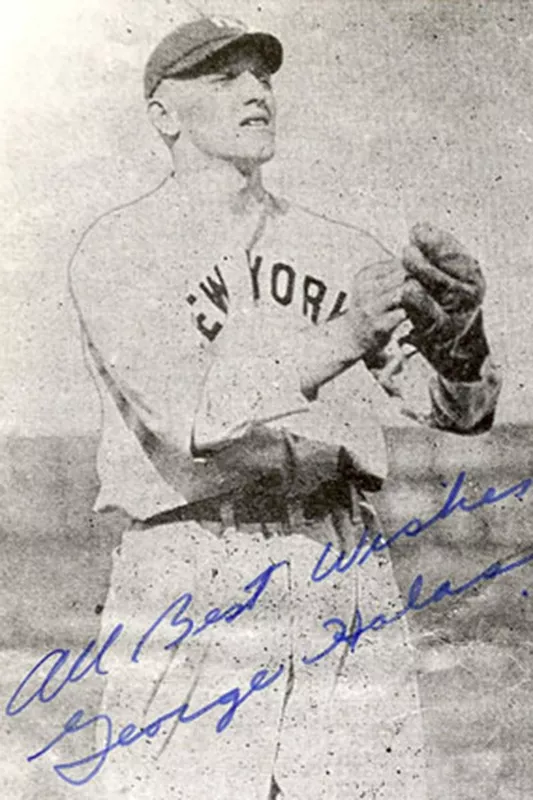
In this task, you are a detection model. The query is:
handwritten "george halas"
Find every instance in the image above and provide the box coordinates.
[3,470,531,787]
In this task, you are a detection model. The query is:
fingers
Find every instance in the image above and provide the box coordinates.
[403,245,448,293]
[354,259,405,294]
[351,267,404,312]
[379,284,405,311]
[401,277,448,333]
[383,307,408,330]
[363,307,407,352]
[409,221,485,291]
[409,222,464,263]
[402,244,483,311]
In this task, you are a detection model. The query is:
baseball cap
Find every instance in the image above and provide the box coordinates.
[144,17,283,99]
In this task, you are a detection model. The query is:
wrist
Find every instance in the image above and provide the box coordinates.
[299,316,365,398]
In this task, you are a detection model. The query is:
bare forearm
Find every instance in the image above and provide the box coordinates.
[298,316,366,400]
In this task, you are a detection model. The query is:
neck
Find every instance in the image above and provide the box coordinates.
[169,141,267,214]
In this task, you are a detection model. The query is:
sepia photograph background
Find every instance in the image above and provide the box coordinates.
[1,1,532,798]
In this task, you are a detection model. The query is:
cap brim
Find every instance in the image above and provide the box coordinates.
[223,32,283,74]
[166,31,283,79]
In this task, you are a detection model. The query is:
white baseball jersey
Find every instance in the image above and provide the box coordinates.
[69,174,501,522]
[67,174,502,800]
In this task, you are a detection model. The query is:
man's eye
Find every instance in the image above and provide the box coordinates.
[208,70,271,87]
[251,70,271,87]
[209,73,234,84]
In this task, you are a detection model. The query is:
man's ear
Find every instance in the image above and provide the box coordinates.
[147,96,181,139]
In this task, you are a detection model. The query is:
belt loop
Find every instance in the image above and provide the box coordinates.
[348,482,361,525]
[348,481,378,530]
[359,498,379,533]
[220,499,236,530]
[285,497,306,533]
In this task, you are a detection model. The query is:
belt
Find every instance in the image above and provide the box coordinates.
[132,479,362,532]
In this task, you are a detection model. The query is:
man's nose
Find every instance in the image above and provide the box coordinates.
[237,69,271,100]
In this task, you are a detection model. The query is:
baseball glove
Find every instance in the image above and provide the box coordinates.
[401,222,489,383]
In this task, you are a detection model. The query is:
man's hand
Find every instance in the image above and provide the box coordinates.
[401,222,490,383]
[348,259,407,359]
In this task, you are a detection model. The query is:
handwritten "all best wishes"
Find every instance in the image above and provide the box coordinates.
[4,470,532,787]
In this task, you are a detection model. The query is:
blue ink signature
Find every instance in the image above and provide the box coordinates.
[311,471,531,584]
[132,559,288,663]
[5,560,287,719]
[4,624,124,718]
[6,470,532,789]
[303,550,533,665]
[26,664,285,786]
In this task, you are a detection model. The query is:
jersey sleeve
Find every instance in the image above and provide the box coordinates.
[369,330,502,434]
[69,216,221,503]
[427,358,502,433]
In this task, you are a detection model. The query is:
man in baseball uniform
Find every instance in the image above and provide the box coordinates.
[69,16,501,800]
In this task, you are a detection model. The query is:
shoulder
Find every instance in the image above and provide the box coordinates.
[69,176,176,300]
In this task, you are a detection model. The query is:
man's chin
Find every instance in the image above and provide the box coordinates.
[227,146,276,172]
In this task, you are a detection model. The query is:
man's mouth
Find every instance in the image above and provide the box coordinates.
[240,113,270,127]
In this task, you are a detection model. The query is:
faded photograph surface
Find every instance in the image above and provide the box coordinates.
[1,2,532,799]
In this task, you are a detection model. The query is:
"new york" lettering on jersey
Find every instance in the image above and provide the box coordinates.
[186,255,349,341]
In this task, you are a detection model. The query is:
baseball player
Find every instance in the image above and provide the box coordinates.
[69,16,501,800]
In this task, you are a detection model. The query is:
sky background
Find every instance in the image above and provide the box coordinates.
[1,0,533,434]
